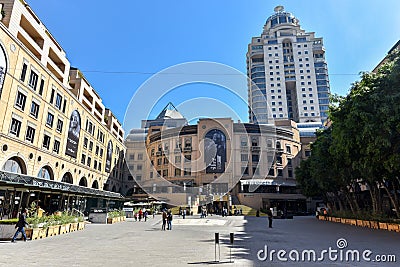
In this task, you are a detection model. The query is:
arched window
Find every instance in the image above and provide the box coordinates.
[91,180,99,189]
[2,157,25,174]
[61,172,73,184]
[37,166,54,180]
[79,177,87,187]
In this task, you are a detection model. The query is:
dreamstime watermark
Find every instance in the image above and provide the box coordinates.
[257,238,396,263]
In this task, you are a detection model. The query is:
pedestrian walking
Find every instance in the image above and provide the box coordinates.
[162,209,167,230]
[138,208,143,222]
[11,208,28,242]
[182,209,186,219]
[266,208,273,228]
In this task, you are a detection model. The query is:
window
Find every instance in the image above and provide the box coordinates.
[136,175,142,181]
[38,79,45,95]
[241,154,248,162]
[94,160,98,169]
[277,169,283,177]
[87,157,91,167]
[20,63,28,82]
[175,155,181,163]
[162,169,168,177]
[137,164,142,171]
[100,148,103,157]
[252,154,259,163]
[137,153,143,160]
[46,113,54,127]
[95,146,100,156]
[184,168,191,176]
[28,71,38,90]
[129,154,135,160]
[10,118,22,137]
[15,91,27,110]
[240,136,247,147]
[62,99,67,113]
[98,162,102,171]
[268,168,275,176]
[288,169,293,178]
[81,154,86,164]
[157,158,162,166]
[241,166,249,175]
[184,154,191,163]
[43,134,51,149]
[251,136,259,146]
[25,126,35,143]
[53,140,60,153]
[89,141,93,151]
[30,102,39,118]
[287,158,292,167]
[175,168,181,176]
[55,93,62,110]
[49,88,55,104]
[286,145,291,153]
[56,119,63,133]
[83,137,88,149]
[163,157,169,165]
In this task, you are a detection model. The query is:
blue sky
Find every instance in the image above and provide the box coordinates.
[28,0,400,130]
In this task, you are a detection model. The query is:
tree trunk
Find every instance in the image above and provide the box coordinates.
[382,181,400,218]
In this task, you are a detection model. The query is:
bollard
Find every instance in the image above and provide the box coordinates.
[214,233,220,262]
[229,233,234,262]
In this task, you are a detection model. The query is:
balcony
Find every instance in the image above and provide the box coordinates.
[251,146,261,152]
[183,147,192,152]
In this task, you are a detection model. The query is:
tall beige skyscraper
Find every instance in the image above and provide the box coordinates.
[247,6,330,125]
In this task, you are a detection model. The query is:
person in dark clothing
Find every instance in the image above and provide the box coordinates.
[162,210,167,230]
[11,208,28,242]
[167,210,173,230]
[266,208,273,228]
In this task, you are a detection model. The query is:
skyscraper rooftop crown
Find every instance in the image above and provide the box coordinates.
[265,6,298,30]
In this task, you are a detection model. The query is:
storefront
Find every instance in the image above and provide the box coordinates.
[0,170,124,219]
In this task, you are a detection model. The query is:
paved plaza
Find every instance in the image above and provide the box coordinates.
[1,215,400,266]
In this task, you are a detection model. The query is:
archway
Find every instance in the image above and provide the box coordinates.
[2,156,26,174]
[37,165,54,180]
[79,177,87,187]
[91,180,99,189]
[61,172,73,184]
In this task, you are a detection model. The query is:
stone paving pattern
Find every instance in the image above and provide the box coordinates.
[0,215,400,266]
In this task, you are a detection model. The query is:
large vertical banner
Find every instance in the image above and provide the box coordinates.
[0,44,7,97]
[105,140,113,173]
[65,110,81,158]
[204,129,226,173]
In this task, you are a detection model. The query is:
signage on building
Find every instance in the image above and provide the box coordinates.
[65,110,81,158]
[204,129,226,173]
[105,140,113,173]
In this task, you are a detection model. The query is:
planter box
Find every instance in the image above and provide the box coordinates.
[387,223,399,232]
[31,228,42,240]
[47,225,60,237]
[317,215,324,220]
[78,222,85,230]
[356,220,363,227]
[69,222,78,232]
[38,228,48,239]
[370,221,379,229]
[362,220,371,228]
[379,222,388,230]
[349,219,357,226]
[0,224,17,240]
[59,224,70,235]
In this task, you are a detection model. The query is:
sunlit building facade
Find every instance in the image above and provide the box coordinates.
[0,0,125,217]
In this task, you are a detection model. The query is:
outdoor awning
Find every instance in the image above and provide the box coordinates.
[0,170,124,200]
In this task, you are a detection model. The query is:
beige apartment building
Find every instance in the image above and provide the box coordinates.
[0,0,125,217]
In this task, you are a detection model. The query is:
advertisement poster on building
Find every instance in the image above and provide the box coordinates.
[65,110,81,158]
[204,129,226,173]
[105,140,113,173]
